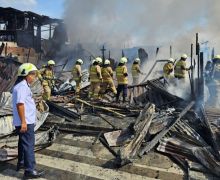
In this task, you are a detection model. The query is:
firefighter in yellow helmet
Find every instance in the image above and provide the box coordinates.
[163,58,174,83]
[100,59,117,97]
[72,59,83,97]
[174,54,191,80]
[131,58,144,85]
[116,57,128,103]
[38,60,55,100]
[89,57,103,100]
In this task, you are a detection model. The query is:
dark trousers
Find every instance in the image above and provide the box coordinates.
[15,124,36,172]
[116,84,128,102]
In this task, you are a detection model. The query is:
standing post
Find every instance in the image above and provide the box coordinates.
[109,50,111,59]
[191,44,195,100]
[100,45,106,63]
[199,52,204,103]
[170,45,172,58]
[196,33,200,94]
[122,50,125,57]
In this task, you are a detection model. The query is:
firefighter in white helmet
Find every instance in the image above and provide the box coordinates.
[38,60,56,100]
[131,57,144,85]
[174,54,191,80]
[89,57,103,100]
[72,59,83,97]
[163,58,175,83]
[100,59,117,98]
[116,57,128,103]
[13,63,45,178]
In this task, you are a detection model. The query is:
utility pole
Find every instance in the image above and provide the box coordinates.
[100,45,106,63]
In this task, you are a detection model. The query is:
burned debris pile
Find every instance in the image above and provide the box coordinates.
[32,77,220,178]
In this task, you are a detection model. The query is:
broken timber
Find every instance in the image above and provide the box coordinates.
[118,103,155,165]
[138,101,195,157]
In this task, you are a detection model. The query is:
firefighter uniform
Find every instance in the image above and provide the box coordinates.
[116,57,128,102]
[100,63,117,95]
[131,63,141,85]
[89,58,103,99]
[163,58,174,83]
[38,60,55,100]
[174,59,187,79]
[71,59,83,96]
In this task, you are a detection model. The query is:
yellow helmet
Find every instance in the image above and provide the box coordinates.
[214,55,220,60]
[181,54,188,59]
[95,57,102,63]
[48,60,55,65]
[120,57,128,63]
[104,59,110,65]
[18,63,38,76]
[76,59,83,65]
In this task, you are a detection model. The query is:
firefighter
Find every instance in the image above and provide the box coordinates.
[174,54,191,80]
[206,55,220,107]
[100,59,117,97]
[89,57,103,100]
[163,58,174,83]
[38,60,56,100]
[131,58,144,85]
[72,59,83,97]
[116,57,128,103]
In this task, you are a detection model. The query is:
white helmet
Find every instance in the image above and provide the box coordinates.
[48,60,55,65]
[120,57,128,63]
[18,63,38,76]
[95,57,102,63]
[76,59,83,65]
[181,54,188,59]
[134,58,140,62]
[104,59,110,65]
[168,58,174,63]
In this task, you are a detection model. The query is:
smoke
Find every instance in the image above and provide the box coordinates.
[63,0,220,57]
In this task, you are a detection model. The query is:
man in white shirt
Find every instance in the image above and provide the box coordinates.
[12,63,44,179]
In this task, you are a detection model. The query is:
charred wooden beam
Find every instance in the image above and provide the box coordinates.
[118,103,155,165]
[139,101,195,156]
[46,100,80,120]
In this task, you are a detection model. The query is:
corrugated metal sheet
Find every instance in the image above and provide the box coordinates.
[0,56,21,93]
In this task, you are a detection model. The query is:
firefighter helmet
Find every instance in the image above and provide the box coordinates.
[95,57,102,63]
[48,60,55,65]
[18,63,38,76]
[120,57,128,63]
[134,58,140,62]
[181,54,188,59]
[104,59,110,65]
[76,59,83,65]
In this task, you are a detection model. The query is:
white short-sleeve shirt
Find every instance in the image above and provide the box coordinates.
[12,80,36,126]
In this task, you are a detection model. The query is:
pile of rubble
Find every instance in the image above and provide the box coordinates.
[1,58,220,179]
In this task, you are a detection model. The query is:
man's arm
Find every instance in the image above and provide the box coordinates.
[16,103,27,133]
